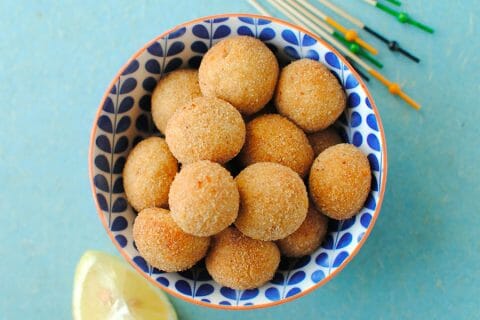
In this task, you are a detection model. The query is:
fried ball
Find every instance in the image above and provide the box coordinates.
[277,205,328,257]
[309,144,371,220]
[123,137,178,212]
[199,36,279,115]
[206,227,280,290]
[274,58,346,132]
[308,126,343,157]
[239,114,314,177]
[234,162,308,241]
[132,208,210,272]
[169,160,239,236]
[151,69,202,134]
[165,96,246,164]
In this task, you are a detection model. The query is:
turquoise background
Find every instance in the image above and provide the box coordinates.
[1,0,479,319]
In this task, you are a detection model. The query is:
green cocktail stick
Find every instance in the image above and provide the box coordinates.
[363,0,434,33]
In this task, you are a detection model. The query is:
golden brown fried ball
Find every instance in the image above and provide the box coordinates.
[132,208,210,272]
[169,160,239,237]
[274,58,346,132]
[234,162,308,241]
[309,144,371,220]
[123,137,178,212]
[199,36,279,115]
[205,227,280,290]
[151,69,202,134]
[239,114,314,177]
[308,126,343,157]
[277,205,328,257]
[165,96,246,164]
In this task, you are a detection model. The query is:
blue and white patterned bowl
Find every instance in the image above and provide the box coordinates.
[89,14,388,309]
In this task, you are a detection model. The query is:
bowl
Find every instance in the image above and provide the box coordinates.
[89,13,387,309]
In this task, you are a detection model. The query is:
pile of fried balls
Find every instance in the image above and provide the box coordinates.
[123,36,372,290]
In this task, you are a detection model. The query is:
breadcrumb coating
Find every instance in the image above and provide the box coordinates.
[165,96,246,164]
[274,58,346,132]
[133,208,210,272]
[309,144,371,219]
[206,227,280,290]
[151,69,202,134]
[234,162,308,241]
[123,137,178,212]
[199,36,279,115]
[169,160,239,236]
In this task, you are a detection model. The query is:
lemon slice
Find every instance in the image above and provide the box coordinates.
[73,250,177,320]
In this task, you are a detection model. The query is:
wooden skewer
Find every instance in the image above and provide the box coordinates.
[282,0,383,68]
[317,0,420,62]
[247,0,272,17]
[295,0,378,55]
[259,0,421,110]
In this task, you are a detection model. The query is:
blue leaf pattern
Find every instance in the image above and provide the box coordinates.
[325,52,341,69]
[112,177,124,193]
[167,41,185,56]
[336,233,353,249]
[281,30,298,45]
[122,60,139,75]
[191,41,208,53]
[96,135,111,153]
[213,25,231,39]
[237,26,254,37]
[111,216,127,231]
[220,287,237,300]
[145,59,161,74]
[311,270,325,283]
[147,42,163,56]
[94,174,109,192]
[265,287,280,301]
[115,235,127,248]
[96,193,108,211]
[94,155,110,172]
[333,251,349,267]
[315,252,329,267]
[196,284,214,297]
[175,280,192,296]
[112,197,127,213]
[361,212,372,228]
[120,78,137,94]
[142,77,157,92]
[284,46,300,60]
[348,92,361,108]
[168,27,186,39]
[287,271,305,285]
[98,115,113,133]
[118,97,134,113]
[156,277,169,286]
[114,136,129,153]
[259,28,275,41]
[240,289,259,300]
[112,156,126,174]
[192,25,209,39]
[285,287,301,298]
[164,58,182,73]
[116,116,131,133]
[139,94,151,111]
[103,97,114,113]
[133,256,148,272]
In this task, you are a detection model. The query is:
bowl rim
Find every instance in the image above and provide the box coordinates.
[88,13,388,310]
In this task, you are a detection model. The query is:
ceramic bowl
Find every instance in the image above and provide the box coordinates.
[89,14,387,309]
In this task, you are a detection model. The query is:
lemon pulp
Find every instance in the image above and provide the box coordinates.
[73,250,177,320]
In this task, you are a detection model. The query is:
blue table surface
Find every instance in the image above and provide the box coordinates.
[1,0,479,319]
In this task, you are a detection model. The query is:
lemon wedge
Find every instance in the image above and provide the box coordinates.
[73,250,177,320]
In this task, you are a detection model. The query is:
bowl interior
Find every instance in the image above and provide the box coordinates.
[90,14,386,309]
